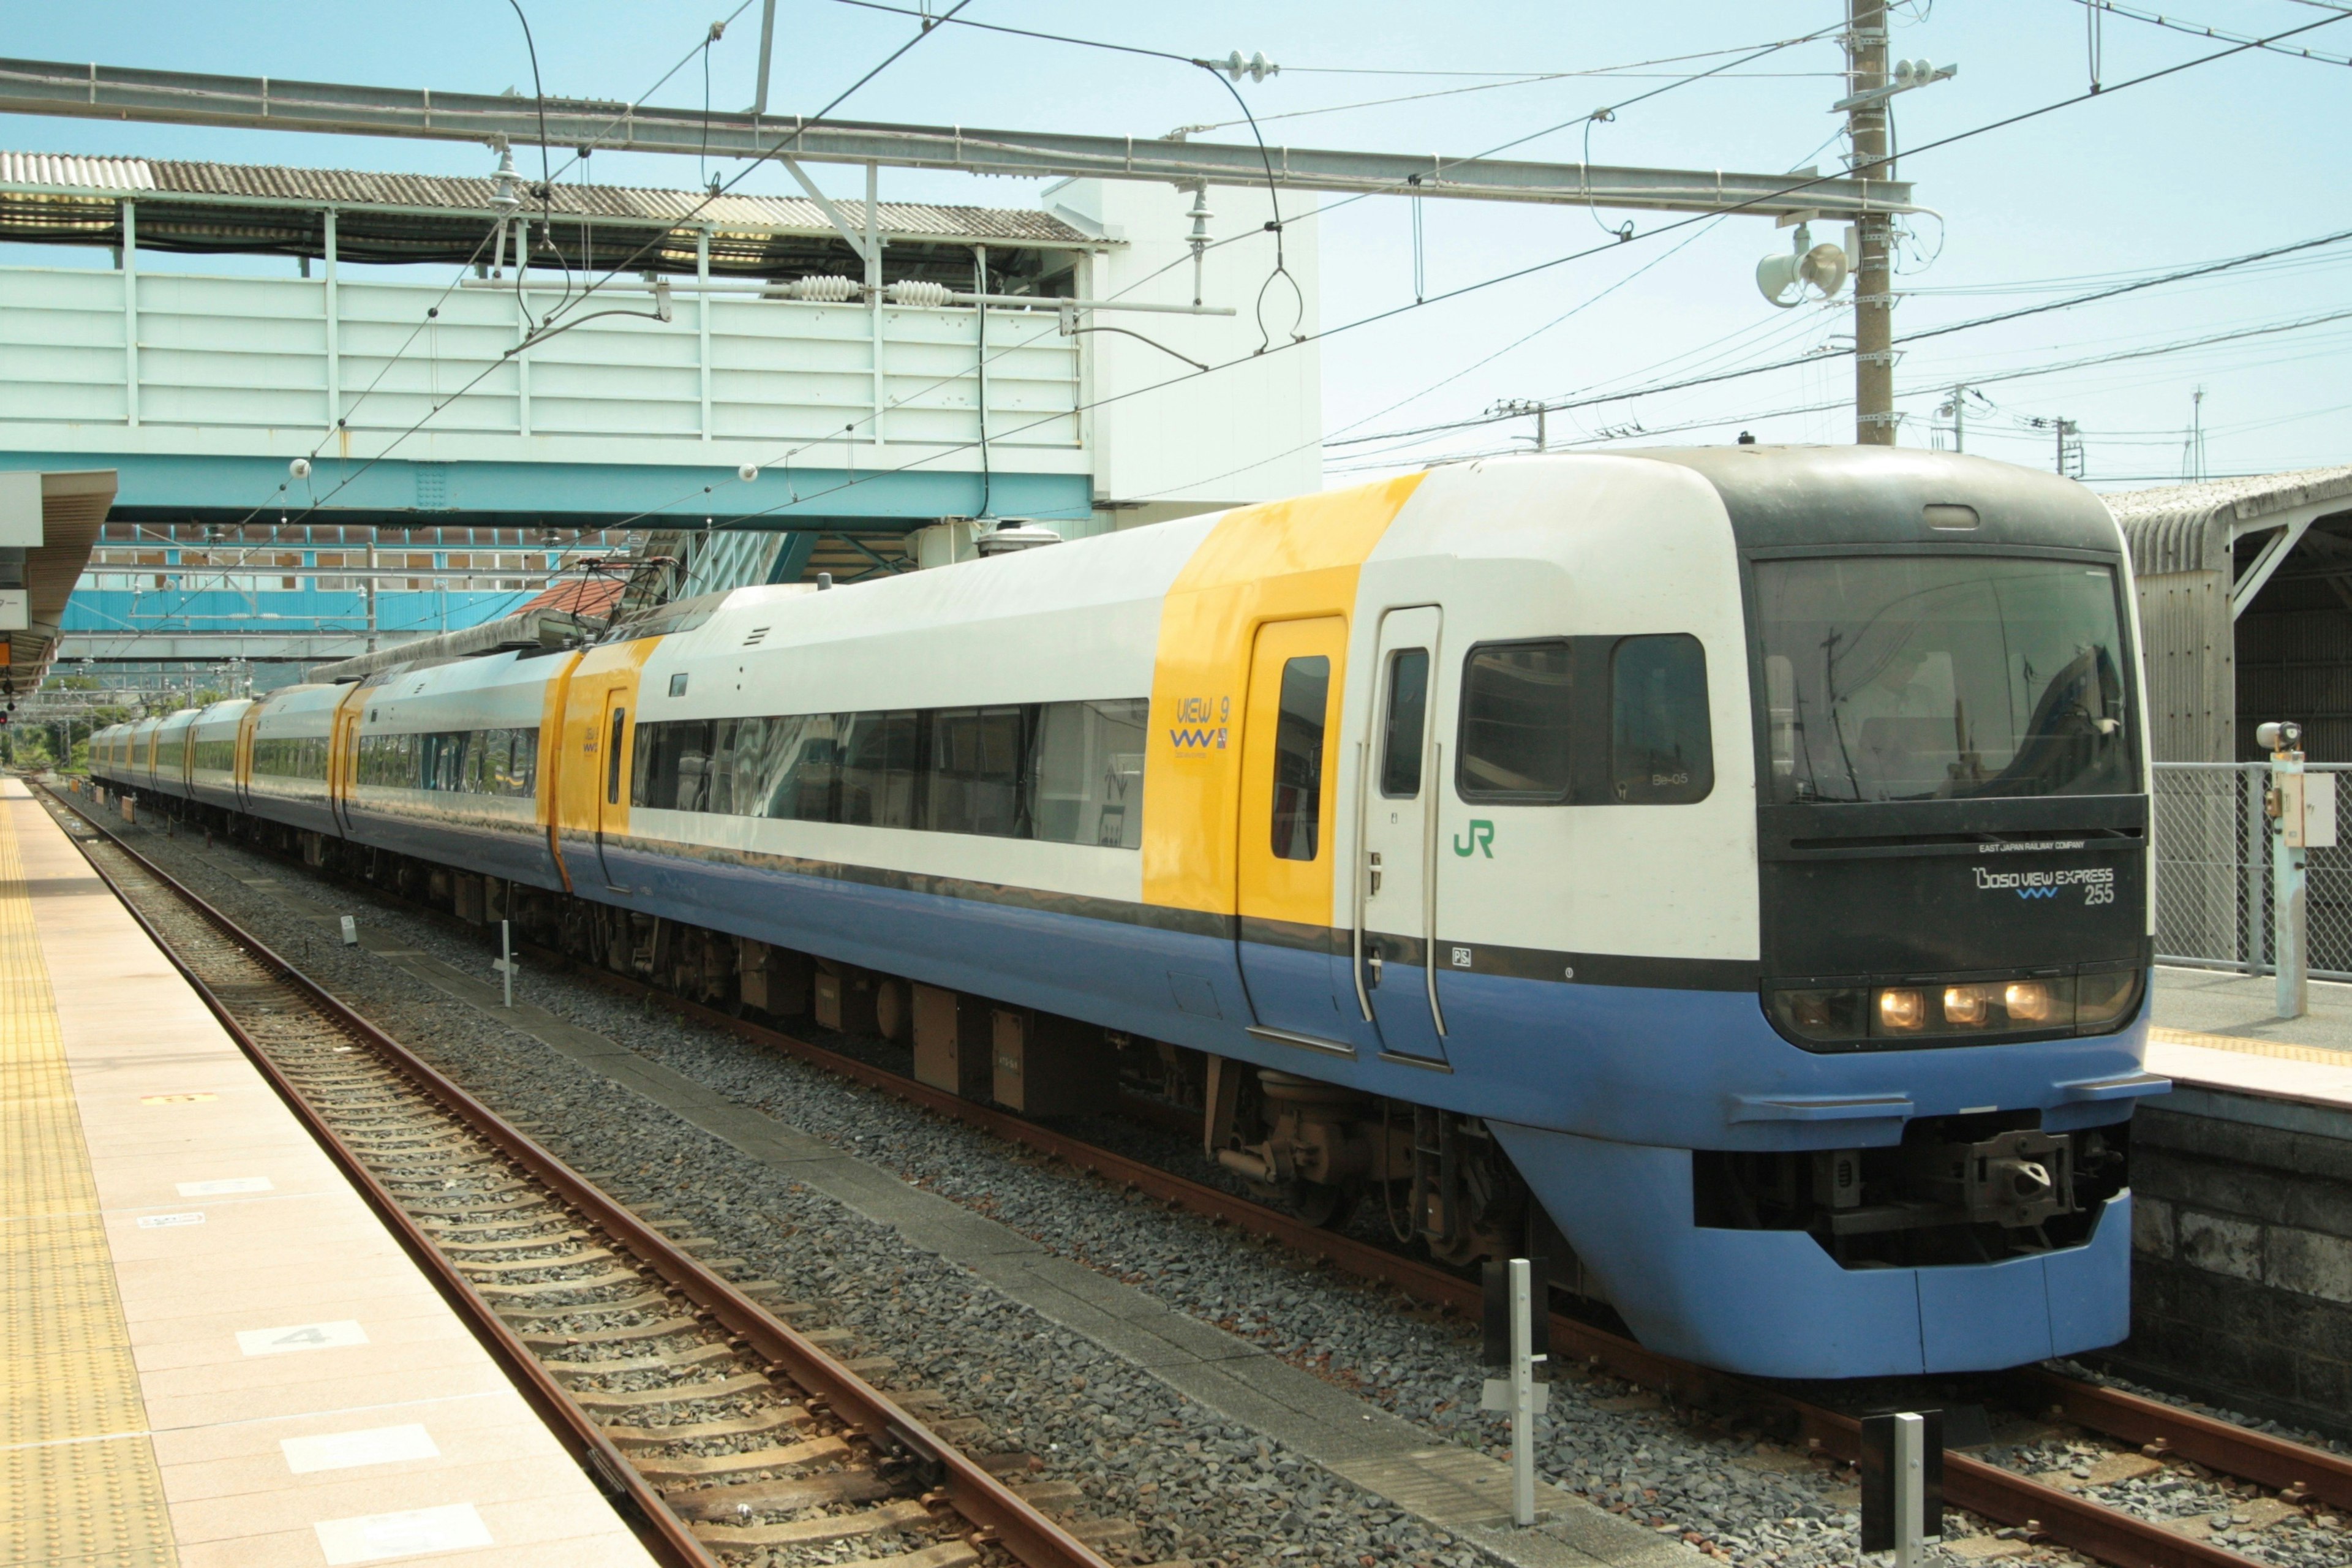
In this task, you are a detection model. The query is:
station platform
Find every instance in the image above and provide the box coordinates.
[0,780,654,1568]
[2148,965,2352,1117]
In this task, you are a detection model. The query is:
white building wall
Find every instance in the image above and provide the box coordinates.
[1042,179,1322,528]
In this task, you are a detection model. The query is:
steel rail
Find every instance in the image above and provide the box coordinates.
[45,786,1115,1568]
[522,940,2326,1568]
[65,778,2345,1568]
[50,809,715,1568]
[2014,1366,2352,1513]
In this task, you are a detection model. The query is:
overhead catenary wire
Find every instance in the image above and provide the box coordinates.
[178,3,2350,578]
[516,0,976,350]
[2063,0,2352,67]
[537,7,1844,350]
[1329,219,2352,449]
[149,4,946,595]
[674,7,2352,531]
[592,24,1856,532]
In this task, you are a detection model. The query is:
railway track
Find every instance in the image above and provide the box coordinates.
[48,793,1123,1568]
[540,975,2352,1568]
[56,782,2352,1568]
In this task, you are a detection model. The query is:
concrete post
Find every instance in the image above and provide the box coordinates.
[2265,725,2309,1017]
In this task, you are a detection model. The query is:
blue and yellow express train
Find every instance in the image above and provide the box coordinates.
[92,446,2165,1379]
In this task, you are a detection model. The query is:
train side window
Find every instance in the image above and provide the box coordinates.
[1457,640,1574,802]
[838,710,921,829]
[1031,698,1148,848]
[1379,649,1430,797]
[1609,634,1713,804]
[764,714,840,823]
[928,706,1031,837]
[606,709,626,805]
[1270,656,1330,861]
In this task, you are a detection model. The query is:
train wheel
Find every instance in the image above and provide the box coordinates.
[1283,1178,1358,1231]
[873,978,911,1044]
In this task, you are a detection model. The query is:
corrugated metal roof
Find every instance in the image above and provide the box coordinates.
[2107,465,2352,576]
[0,149,1089,244]
[0,151,153,190]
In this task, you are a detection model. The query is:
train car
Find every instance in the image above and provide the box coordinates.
[126,716,162,792]
[147,707,200,800]
[186,699,254,813]
[124,445,2160,1381]
[241,682,355,837]
[523,447,2158,1379]
[341,651,567,889]
[88,723,117,782]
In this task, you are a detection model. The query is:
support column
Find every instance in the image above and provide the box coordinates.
[121,200,140,428]
[516,284,533,437]
[323,208,340,430]
[867,161,884,448]
[1847,0,1895,445]
[697,227,713,442]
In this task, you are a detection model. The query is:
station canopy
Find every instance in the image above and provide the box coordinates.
[0,149,1099,287]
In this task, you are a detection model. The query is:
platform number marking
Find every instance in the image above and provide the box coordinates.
[237,1319,369,1357]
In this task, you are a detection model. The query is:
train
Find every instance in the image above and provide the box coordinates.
[89,445,2165,1380]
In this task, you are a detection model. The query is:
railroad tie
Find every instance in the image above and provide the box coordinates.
[827,1543,980,1568]
[458,1249,621,1276]
[602,1410,813,1448]
[473,1265,644,1297]
[568,1371,774,1410]
[670,1468,891,1521]
[630,1435,851,1478]
[688,1497,932,1548]
[1012,1480,1083,1510]
[494,1289,670,1321]
[439,1227,590,1253]
[541,1341,740,1376]
[519,1315,701,1350]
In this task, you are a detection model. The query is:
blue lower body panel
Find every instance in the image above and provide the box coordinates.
[344,807,563,892]
[1489,1121,2133,1377]
[567,836,2146,1379]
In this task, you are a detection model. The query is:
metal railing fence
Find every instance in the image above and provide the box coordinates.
[2151,761,2352,981]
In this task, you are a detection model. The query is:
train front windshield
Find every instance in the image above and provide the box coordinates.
[1757,556,2136,805]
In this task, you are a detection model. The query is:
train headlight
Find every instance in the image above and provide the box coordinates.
[1875,987,1927,1033]
[2075,968,2143,1027]
[2003,981,2055,1023]
[1942,983,1994,1027]
[1767,967,2128,1049]
[1765,987,1868,1046]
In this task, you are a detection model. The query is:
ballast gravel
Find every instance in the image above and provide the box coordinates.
[98,810,2352,1568]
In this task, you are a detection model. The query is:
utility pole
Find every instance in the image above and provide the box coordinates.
[1848,0,1896,445]
[2192,385,2207,481]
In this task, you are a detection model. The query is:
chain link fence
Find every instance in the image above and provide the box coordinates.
[2152,761,2352,981]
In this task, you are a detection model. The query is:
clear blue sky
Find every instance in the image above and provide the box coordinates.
[7,1,2348,489]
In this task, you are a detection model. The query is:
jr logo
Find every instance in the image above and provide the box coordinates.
[1452,820,1495,858]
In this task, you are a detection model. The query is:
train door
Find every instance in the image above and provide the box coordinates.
[1357,607,1449,1063]
[1235,617,1356,1050]
[329,684,366,835]
[594,690,629,890]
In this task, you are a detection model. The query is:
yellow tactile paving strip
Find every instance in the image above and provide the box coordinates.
[0,804,179,1568]
[2148,1023,2352,1066]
